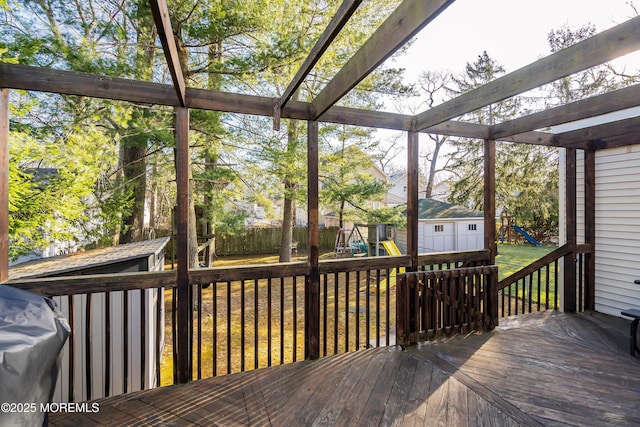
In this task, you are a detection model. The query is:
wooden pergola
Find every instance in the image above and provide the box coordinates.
[2,0,640,385]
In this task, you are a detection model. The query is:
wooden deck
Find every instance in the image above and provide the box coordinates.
[48,311,640,426]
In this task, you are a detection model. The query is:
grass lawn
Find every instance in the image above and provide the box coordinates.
[495,243,556,281]
[496,243,559,311]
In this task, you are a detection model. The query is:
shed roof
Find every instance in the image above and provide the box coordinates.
[8,237,170,280]
[417,198,483,220]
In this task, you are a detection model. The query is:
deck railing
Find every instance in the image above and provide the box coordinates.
[7,271,175,403]
[396,265,498,346]
[5,248,493,402]
[497,243,591,317]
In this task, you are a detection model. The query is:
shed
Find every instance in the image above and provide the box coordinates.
[9,237,170,402]
[397,199,484,253]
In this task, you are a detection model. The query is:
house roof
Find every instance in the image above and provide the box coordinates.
[416,198,483,220]
[8,237,170,280]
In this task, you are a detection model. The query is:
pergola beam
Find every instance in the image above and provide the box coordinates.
[414,16,640,131]
[310,0,454,119]
[491,83,640,140]
[280,0,362,111]
[555,115,640,147]
[0,63,546,143]
[149,0,186,106]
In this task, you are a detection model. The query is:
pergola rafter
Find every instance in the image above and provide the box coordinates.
[149,0,186,107]
[310,0,455,120]
[277,0,362,124]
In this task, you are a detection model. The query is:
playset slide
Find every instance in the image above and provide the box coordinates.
[512,225,541,247]
[374,241,404,292]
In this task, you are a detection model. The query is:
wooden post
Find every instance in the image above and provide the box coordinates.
[564,148,577,313]
[484,140,496,265]
[305,120,320,360]
[406,131,419,339]
[0,89,8,283]
[584,149,596,310]
[175,106,192,382]
[407,131,419,271]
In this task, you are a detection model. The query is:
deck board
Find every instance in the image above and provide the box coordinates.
[47,311,640,426]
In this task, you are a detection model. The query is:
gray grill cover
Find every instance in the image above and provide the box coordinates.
[0,285,70,426]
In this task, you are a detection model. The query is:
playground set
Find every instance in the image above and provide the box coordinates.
[334,224,403,290]
[498,215,541,247]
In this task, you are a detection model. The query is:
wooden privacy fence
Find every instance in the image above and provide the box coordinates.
[216,226,339,256]
[397,265,498,346]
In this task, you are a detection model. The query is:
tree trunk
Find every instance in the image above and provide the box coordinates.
[119,0,156,244]
[120,140,146,243]
[425,138,442,199]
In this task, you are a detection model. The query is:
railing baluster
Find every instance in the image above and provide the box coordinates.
[355,270,360,350]
[345,271,350,353]
[267,277,272,368]
[545,265,550,310]
[141,288,147,389]
[155,288,161,387]
[578,254,584,312]
[280,277,284,365]
[528,273,533,314]
[366,269,371,348]
[105,292,111,397]
[68,295,74,402]
[334,272,338,355]
[197,284,202,380]
[292,276,297,362]
[212,282,217,377]
[376,269,381,347]
[254,279,259,370]
[85,294,92,401]
[322,273,327,357]
[227,280,231,375]
[123,290,128,394]
[241,279,245,372]
[554,260,559,309]
[385,268,390,346]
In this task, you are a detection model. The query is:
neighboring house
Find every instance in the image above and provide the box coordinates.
[396,198,484,253]
[8,237,170,403]
[564,143,640,317]
[385,172,427,207]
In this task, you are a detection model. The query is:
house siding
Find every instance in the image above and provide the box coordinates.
[577,145,640,317]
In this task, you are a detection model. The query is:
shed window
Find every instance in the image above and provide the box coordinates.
[468,224,477,231]
[435,225,444,232]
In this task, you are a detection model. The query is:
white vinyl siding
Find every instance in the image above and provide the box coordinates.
[575,145,640,316]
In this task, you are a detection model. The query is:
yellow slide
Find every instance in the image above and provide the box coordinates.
[372,241,404,292]
[381,240,402,256]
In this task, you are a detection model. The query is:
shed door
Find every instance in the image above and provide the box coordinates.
[456,221,484,251]
[422,222,455,252]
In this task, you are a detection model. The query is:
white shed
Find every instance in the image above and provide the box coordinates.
[396,199,484,254]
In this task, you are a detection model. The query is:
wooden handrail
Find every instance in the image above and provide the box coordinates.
[417,249,491,267]
[7,270,177,297]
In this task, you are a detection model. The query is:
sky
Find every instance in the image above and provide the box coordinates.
[393,0,640,81]
[375,0,640,167]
